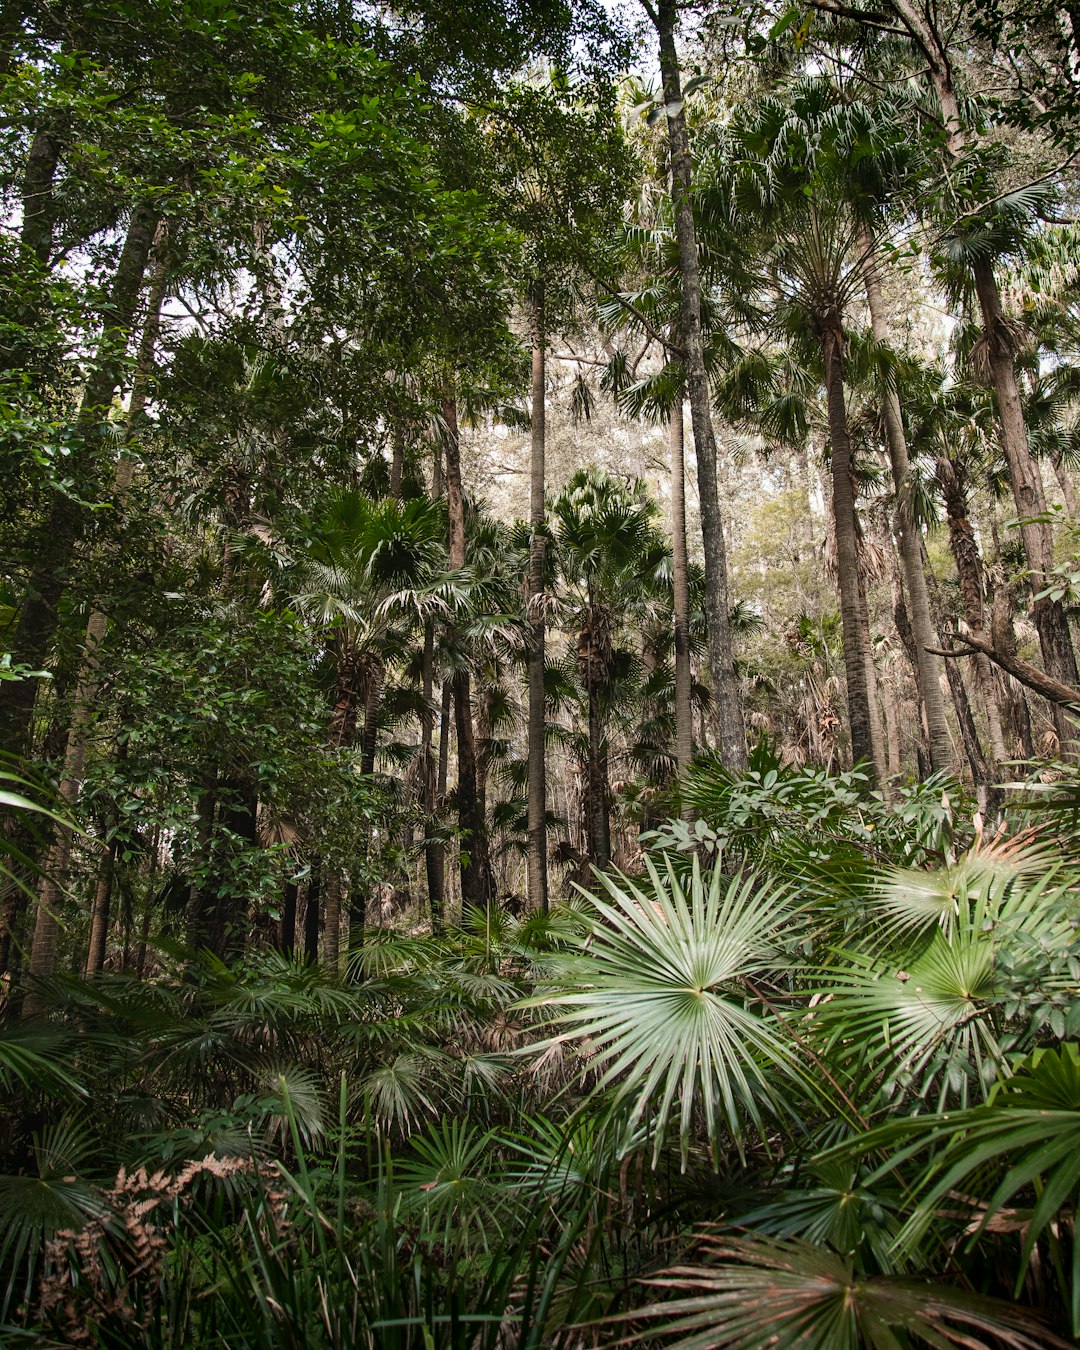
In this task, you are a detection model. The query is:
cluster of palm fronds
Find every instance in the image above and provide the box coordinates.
[2,756,1079,1346]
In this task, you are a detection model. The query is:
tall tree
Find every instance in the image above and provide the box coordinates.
[527,284,549,911]
[441,393,494,910]
[644,0,746,770]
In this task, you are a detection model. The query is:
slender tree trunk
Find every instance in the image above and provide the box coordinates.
[970,256,1079,751]
[861,236,954,772]
[442,392,493,909]
[586,674,611,870]
[438,681,451,800]
[0,200,160,757]
[990,569,1035,757]
[526,283,549,911]
[858,570,890,786]
[19,128,60,268]
[671,402,694,809]
[303,874,320,966]
[888,0,1078,749]
[1054,459,1079,516]
[653,0,745,769]
[279,880,298,956]
[389,432,404,498]
[820,322,883,782]
[191,783,257,961]
[421,621,443,928]
[937,463,1009,770]
[359,664,383,775]
[942,651,993,791]
[321,867,341,973]
[84,840,116,977]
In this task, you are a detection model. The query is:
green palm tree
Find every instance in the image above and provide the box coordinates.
[271,490,456,961]
[551,470,671,871]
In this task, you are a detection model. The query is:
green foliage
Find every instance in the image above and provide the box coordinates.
[527,855,805,1160]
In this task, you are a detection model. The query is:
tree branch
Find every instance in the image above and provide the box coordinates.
[803,0,908,36]
[927,630,1080,712]
[590,271,686,357]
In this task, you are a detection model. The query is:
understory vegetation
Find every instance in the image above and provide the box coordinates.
[5,757,1080,1347]
[3,0,1080,1344]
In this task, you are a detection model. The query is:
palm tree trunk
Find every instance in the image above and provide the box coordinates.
[442,392,493,910]
[389,432,404,498]
[321,866,341,973]
[670,403,694,809]
[653,0,745,771]
[421,620,443,929]
[586,674,611,870]
[359,663,383,775]
[858,570,890,786]
[860,235,954,773]
[820,322,883,782]
[0,200,160,758]
[527,282,549,911]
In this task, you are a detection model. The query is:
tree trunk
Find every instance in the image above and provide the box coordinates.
[279,880,298,956]
[941,649,993,791]
[670,402,694,809]
[654,0,745,770]
[1053,458,1079,516]
[860,236,954,773]
[858,570,890,786]
[321,866,341,973]
[421,621,444,929]
[990,572,1033,757]
[190,783,258,961]
[0,200,160,757]
[887,0,1079,750]
[84,840,116,977]
[937,463,1009,770]
[970,255,1079,751]
[526,283,549,912]
[19,128,60,268]
[303,873,320,966]
[359,663,383,775]
[586,674,611,870]
[442,392,493,910]
[820,322,883,782]
[389,432,404,498]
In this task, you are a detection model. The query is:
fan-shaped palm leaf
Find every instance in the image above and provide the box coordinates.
[524,855,804,1161]
[621,1234,1065,1349]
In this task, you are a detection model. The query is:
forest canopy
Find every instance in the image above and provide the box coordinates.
[3,0,1080,1344]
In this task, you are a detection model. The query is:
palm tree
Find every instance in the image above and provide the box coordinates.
[275,488,453,962]
[551,470,671,871]
[704,88,897,782]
